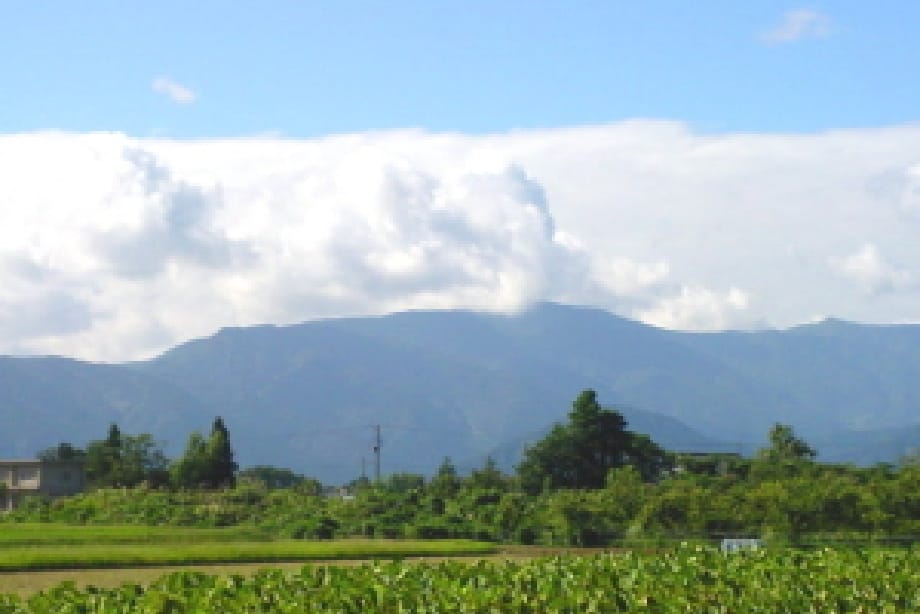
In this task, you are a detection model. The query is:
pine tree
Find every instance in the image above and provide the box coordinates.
[207,416,237,488]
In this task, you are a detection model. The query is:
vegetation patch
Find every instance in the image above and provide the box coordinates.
[0,523,266,547]
[0,546,916,612]
[0,539,497,572]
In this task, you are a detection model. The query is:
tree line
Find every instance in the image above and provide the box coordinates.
[39,417,237,490]
[17,390,918,546]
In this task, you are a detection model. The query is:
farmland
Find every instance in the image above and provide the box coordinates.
[0,523,495,572]
[0,523,266,547]
[0,538,496,572]
[0,546,916,612]
[2,391,917,610]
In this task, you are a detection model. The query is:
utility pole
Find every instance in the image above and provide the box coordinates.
[373,425,381,483]
[361,456,366,480]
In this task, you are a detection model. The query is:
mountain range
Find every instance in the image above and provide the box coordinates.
[2,303,918,483]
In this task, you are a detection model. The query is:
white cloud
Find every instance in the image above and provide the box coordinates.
[832,243,914,296]
[867,164,920,218]
[760,9,831,44]
[2,122,920,360]
[92,148,252,277]
[152,76,197,104]
[636,286,751,331]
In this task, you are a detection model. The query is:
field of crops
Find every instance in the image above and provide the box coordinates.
[0,523,267,547]
[0,545,916,612]
[0,537,496,572]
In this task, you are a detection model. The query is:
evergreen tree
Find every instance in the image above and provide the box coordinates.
[468,456,506,491]
[173,417,237,489]
[207,416,237,488]
[757,423,816,462]
[430,457,461,498]
[517,390,670,493]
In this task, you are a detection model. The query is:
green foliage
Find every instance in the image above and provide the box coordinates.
[517,390,671,492]
[429,457,461,498]
[5,455,920,547]
[77,424,170,488]
[468,456,507,491]
[170,432,211,488]
[171,417,238,489]
[238,465,317,491]
[207,416,237,488]
[11,407,920,549]
[0,523,266,547]
[0,547,916,611]
[382,472,425,494]
[758,422,817,462]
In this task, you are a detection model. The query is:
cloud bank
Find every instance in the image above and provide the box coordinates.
[1,122,920,360]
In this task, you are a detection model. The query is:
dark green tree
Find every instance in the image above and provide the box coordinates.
[239,465,308,489]
[37,442,86,463]
[105,423,122,449]
[171,418,237,489]
[118,434,170,487]
[517,390,670,493]
[468,456,507,491]
[430,457,461,498]
[757,423,816,462]
[79,424,168,488]
[171,432,210,488]
[84,423,123,487]
[207,417,237,488]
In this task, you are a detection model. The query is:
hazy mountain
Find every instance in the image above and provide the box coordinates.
[0,356,210,458]
[2,303,918,482]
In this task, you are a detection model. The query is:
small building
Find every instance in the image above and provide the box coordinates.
[0,459,85,511]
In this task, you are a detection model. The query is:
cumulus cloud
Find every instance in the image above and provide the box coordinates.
[760,9,831,44]
[636,286,751,332]
[2,122,920,360]
[92,148,252,277]
[152,76,197,104]
[832,243,915,296]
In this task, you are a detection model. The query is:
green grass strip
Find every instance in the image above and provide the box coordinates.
[0,523,267,546]
[0,539,497,571]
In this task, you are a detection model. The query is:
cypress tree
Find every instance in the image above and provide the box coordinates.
[207,416,237,488]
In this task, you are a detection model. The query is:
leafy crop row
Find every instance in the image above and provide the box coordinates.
[0,546,916,613]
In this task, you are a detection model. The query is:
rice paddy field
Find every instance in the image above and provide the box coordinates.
[0,523,266,547]
[0,524,495,572]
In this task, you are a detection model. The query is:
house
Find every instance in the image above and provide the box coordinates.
[0,459,85,511]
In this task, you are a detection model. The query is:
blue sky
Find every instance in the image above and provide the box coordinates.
[3,2,918,137]
[2,3,920,360]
